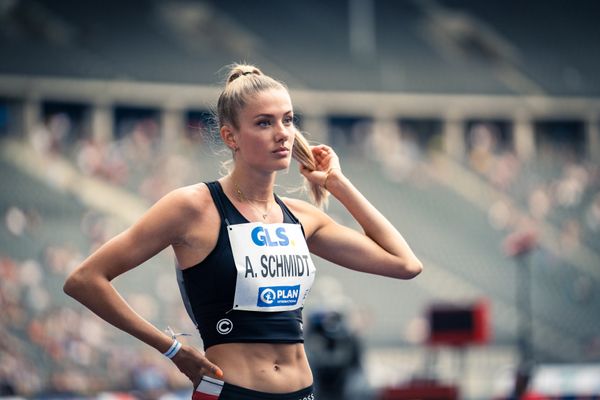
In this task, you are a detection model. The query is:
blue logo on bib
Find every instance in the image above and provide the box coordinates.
[251,226,290,247]
[257,285,300,307]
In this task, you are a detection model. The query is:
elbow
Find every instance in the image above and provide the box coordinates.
[63,268,89,299]
[398,258,423,280]
[408,259,423,278]
[63,272,79,298]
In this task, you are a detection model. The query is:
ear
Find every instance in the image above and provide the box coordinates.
[220,124,238,151]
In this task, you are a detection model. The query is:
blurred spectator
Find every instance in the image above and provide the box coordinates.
[366,120,423,183]
[489,152,520,191]
[4,205,42,237]
[554,163,588,208]
[468,122,498,175]
[305,276,373,400]
[306,310,368,400]
[528,186,551,221]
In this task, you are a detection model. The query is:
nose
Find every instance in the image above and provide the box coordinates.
[274,121,290,143]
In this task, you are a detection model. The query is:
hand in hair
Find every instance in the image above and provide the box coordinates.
[299,144,342,188]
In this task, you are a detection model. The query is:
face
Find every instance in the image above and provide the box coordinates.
[226,88,296,172]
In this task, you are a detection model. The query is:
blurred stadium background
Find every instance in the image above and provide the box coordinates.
[1,0,599,399]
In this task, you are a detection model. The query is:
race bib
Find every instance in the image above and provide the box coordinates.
[228,222,316,312]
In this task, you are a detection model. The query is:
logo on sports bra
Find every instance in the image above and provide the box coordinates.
[251,226,290,247]
[216,318,233,335]
[257,285,300,307]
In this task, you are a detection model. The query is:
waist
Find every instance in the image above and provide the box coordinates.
[206,342,313,393]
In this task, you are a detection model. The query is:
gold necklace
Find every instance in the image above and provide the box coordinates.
[233,181,273,220]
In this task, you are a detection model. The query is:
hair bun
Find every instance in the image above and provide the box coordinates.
[227,64,262,84]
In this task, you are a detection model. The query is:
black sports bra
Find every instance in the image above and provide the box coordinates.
[179,181,310,350]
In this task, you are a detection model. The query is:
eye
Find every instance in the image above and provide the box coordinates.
[257,119,271,127]
[283,116,294,125]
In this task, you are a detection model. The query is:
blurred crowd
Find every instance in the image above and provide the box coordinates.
[2,110,599,397]
[358,118,600,260]
[28,112,215,203]
[1,112,210,397]
[0,208,196,398]
[463,122,600,257]
[340,117,600,314]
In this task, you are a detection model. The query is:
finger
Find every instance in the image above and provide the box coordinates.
[311,145,328,158]
[315,145,330,155]
[317,155,333,170]
[202,360,224,379]
[299,165,315,179]
[318,145,332,155]
[299,164,312,176]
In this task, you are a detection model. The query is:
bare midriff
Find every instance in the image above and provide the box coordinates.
[206,342,313,393]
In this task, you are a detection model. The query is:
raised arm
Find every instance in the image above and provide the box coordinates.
[298,145,422,279]
[63,186,222,385]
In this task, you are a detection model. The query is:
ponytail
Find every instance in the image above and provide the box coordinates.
[292,129,329,208]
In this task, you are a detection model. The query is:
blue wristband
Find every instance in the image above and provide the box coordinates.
[163,340,182,359]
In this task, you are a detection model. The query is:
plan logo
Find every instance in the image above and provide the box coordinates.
[257,285,300,307]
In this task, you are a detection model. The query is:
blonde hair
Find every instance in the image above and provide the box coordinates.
[217,63,328,207]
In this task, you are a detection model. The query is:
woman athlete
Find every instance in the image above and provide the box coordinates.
[64,63,422,400]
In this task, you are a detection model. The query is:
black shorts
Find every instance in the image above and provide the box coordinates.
[192,376,315,400]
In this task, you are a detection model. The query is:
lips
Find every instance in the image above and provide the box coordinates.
[273,147,289,154]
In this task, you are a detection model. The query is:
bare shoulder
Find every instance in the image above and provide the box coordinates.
[279,196,316,214]
[163,182,220,264]
[166,182,213,212]
[145,183,215,229]
[112,183,214,252]
[279,196,332,238]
